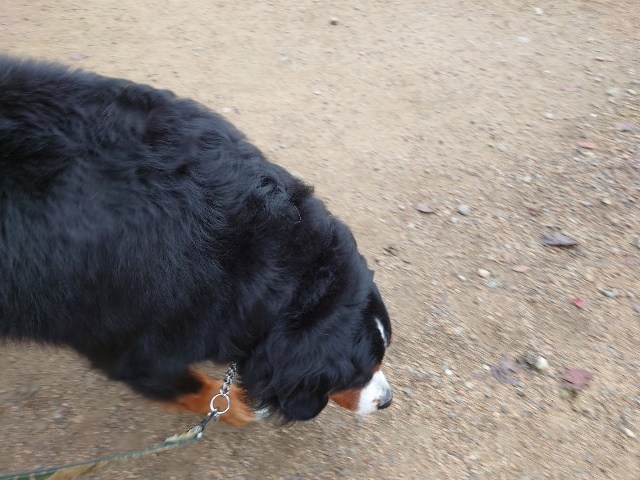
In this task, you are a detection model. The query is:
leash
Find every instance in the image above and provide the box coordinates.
[0,363,238,480]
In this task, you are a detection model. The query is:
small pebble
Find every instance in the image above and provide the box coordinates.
[329,17,339,25]
[464,381,475,390]
[486,280,501,289]
[535,356,549,371]
[457,275,467,282]
[457,204,471,216]
[450,326,465,336]
[600,197,612,205]
[520,351,537,367]
[559,389,575,401]
[544,112,555,119]
[534,7,544,15]
[477,268,491,278]
[601,289,618,298]
[622,427,636,439]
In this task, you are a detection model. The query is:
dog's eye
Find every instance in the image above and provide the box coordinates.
[346,369,373,390]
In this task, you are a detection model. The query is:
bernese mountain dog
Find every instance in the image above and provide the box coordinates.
[0,55,392,426]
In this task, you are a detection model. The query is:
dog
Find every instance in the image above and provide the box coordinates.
[0,55,392,426]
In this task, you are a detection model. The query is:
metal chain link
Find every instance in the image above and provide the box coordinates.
[183,362,238,439]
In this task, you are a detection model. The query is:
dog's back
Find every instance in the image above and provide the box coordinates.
[0,56,305,353]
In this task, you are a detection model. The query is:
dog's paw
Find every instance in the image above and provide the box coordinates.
[254,407,272,419]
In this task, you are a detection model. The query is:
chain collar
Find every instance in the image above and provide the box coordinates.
[185,362,238,438]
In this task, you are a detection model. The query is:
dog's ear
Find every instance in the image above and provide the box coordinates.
[254,175,310,224]
[278,386,329,421]
[239,327,344,422]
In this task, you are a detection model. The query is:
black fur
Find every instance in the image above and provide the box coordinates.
[0,55,391,421]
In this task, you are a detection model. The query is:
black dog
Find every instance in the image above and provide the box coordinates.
[0,56,392,425]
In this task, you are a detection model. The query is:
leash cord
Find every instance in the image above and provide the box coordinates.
[0,363,238,480]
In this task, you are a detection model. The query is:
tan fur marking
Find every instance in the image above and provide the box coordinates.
[330,363,382,411]
[330,387,362,411]
[164,368,256,427]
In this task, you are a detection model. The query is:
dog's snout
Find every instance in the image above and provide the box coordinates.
[332,370,394,416]
[372,371,392,411]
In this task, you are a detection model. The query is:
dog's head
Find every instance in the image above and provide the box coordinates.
[238,212,392,422]
[328,284,393,416]
[240,283,392,421]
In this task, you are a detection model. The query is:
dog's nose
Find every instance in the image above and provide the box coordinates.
[378,397,393,410]
[378,393,393,410]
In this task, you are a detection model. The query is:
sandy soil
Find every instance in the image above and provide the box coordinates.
[0,1,638,479]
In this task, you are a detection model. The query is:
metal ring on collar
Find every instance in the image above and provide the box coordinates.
[209,392,231,415]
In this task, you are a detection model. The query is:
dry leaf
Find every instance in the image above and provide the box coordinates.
[414,203,435,214]
[490,356,523,387]
[541,233,578,247]
[562,84,581,92]
[69,53,89,61]
[560,368,593,391]
[577,141,598,150]
[615,122,637,132]
[502,251,515,263]
[573,298,586,309]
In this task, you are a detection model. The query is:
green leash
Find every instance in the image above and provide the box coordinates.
[0,364,238,480]
[0,429,200,480]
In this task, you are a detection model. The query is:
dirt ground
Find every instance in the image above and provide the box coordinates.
[1,1,639,479]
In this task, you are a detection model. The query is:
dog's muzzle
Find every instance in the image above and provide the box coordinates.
[357,370,392,414]
[330,370,393,415]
